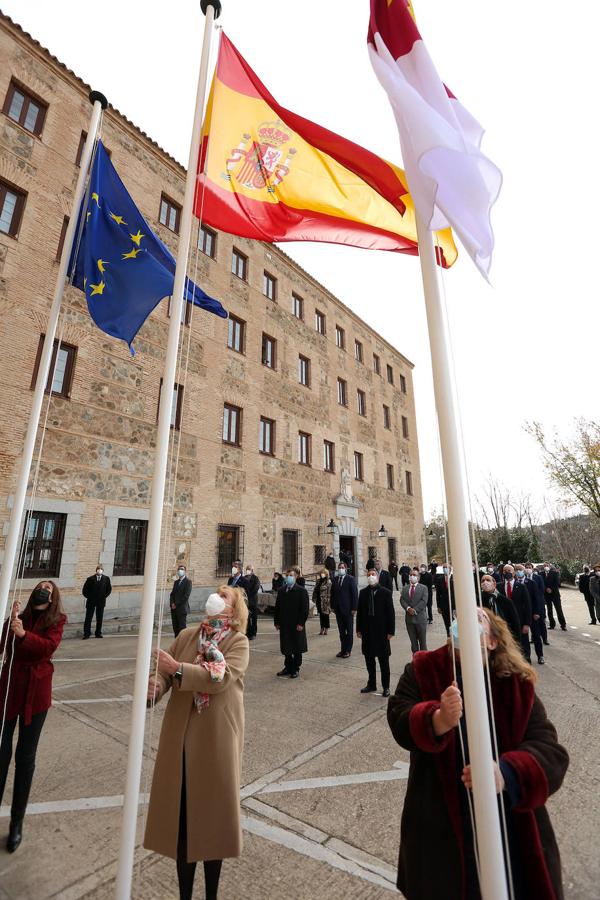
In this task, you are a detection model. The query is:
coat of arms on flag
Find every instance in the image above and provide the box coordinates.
[224,121,296,193]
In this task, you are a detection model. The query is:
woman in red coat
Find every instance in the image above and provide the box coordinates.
[0,580,66,852]
[388,608,568,900]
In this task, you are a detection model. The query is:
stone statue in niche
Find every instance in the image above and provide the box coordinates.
[340,467,353,502]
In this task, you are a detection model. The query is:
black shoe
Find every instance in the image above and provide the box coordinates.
[82,635,90,640]
[382,689,391,697]
[6,819,22,853]
[543,640,550,646]
[341,652,351,658]
[247,635,255,641]
[549,623,556,630]
[589,621,597,626]
[276,669,290,677]
[95,634,103,638]
[361,685,376,693]
[289,671,299,678]
[335,651,344,658]
[560,625,567,631]
[428,619,433,624]
[538,657,545,665]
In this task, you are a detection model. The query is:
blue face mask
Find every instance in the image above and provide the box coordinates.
[451,618,484,649]
[286,575,296,586]
[516,570,525,579]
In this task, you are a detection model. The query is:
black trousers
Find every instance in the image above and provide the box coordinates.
[545,595,566,628]
[365,655,390,690]
[171,606,188,637]
[83,599,105,637]
[246,605,258,638]
[177,759,222,900]
[0,710,47,821]
[427,592,433,622]
[530,619,544,658]
[582,590,597,623]
[284,652,302,673]
[335,610,354,654]
[392,575,399,591]
[439,603,451,636]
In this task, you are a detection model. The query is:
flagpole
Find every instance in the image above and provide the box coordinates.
[0,90,107,631]
[415,214,509,900]
[114,3,220,897]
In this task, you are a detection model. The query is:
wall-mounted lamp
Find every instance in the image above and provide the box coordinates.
[369,524,387,539]
[318,518,338,536]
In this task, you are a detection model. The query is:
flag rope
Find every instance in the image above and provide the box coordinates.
[134,29,221,894]
[0,115,106,748]
[435,237,516,900]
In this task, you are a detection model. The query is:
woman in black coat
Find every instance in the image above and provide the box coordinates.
[274,566,309,679]
[387,609,568,900]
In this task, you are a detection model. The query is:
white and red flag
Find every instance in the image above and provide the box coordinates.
[368,0,502,278]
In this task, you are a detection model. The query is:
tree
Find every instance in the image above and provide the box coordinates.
[526,418,600,519]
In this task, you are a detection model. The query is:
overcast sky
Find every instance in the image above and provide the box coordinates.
[6,0,598,522]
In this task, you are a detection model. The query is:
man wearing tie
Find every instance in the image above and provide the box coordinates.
[330,561,358,658]
[498,564,532,660]
[400,568,429,653]
[82,565,112,639]
[169,564,192,637]
[228,561,243,588]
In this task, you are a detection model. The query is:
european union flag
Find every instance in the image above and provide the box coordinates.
[71,141,227,352]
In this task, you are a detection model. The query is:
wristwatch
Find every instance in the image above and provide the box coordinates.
[174,663,184,683]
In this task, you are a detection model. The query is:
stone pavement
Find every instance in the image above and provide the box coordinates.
[0,586,599,899]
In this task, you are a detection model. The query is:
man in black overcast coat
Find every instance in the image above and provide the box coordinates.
[82,564,112,639]
[356,570,395,696]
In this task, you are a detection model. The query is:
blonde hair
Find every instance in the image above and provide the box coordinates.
[484,609,537,683]
[447,609,537,684]
[218,584,249,634]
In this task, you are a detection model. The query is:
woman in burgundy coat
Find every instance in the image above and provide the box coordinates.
[0,580,66,852]
[388,608,568,900]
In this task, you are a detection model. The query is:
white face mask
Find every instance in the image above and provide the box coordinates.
[409,574,418,584]
[231,567,238,576]
[487,567,494,574]
[96,570,103,576]
[338,568,346,576]
[205,593,226,616]
[544,567,550,573]
[367,574,378,585]
[245,569,252,575]
[177,569,185,577]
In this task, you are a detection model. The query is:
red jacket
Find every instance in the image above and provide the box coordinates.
[0,614,65,725]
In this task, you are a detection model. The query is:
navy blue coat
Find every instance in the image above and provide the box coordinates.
[330,573,358,614]
[525,576,546,619]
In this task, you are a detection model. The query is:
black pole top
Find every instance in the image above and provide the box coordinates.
[201,0,222,18]
[89,90,108,110]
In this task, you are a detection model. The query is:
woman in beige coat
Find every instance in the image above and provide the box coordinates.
[144,585,249,900]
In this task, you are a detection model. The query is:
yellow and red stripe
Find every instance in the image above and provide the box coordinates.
[197,33,456,267]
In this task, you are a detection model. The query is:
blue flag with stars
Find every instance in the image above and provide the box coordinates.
[70,141,227,352]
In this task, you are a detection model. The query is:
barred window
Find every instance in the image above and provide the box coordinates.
[21,511,66,578]
[114,519,147,576]
[314,545,326,565]
[216,524,244,578]
[282,529,300,570]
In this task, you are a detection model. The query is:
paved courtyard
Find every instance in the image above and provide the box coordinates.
[1,587,599,899]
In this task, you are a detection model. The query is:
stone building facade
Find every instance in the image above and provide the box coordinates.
[0,14,426,622]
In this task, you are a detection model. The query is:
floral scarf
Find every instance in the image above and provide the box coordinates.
[193,620,230,713]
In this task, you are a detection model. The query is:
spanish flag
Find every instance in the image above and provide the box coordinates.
[197,34,456,267]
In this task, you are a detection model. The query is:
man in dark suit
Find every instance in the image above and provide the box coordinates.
[170,564,192,636]
[485,562,502,584]
[400,569,429,653]
[480,573,521,644]
[227,560,243,588]
[434,564,455,636]
[399,563,411,587]
[274,567,309,678]
[375,558,393,591]
[356,569,395,696]
[324,551,336,579]
[82,565,112,639]
[419,564,434,623]
[498,565,532,660]
[523,564,547,664]
[330,561,358,658]
[578,566,596,624]
[542,563,566,630]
